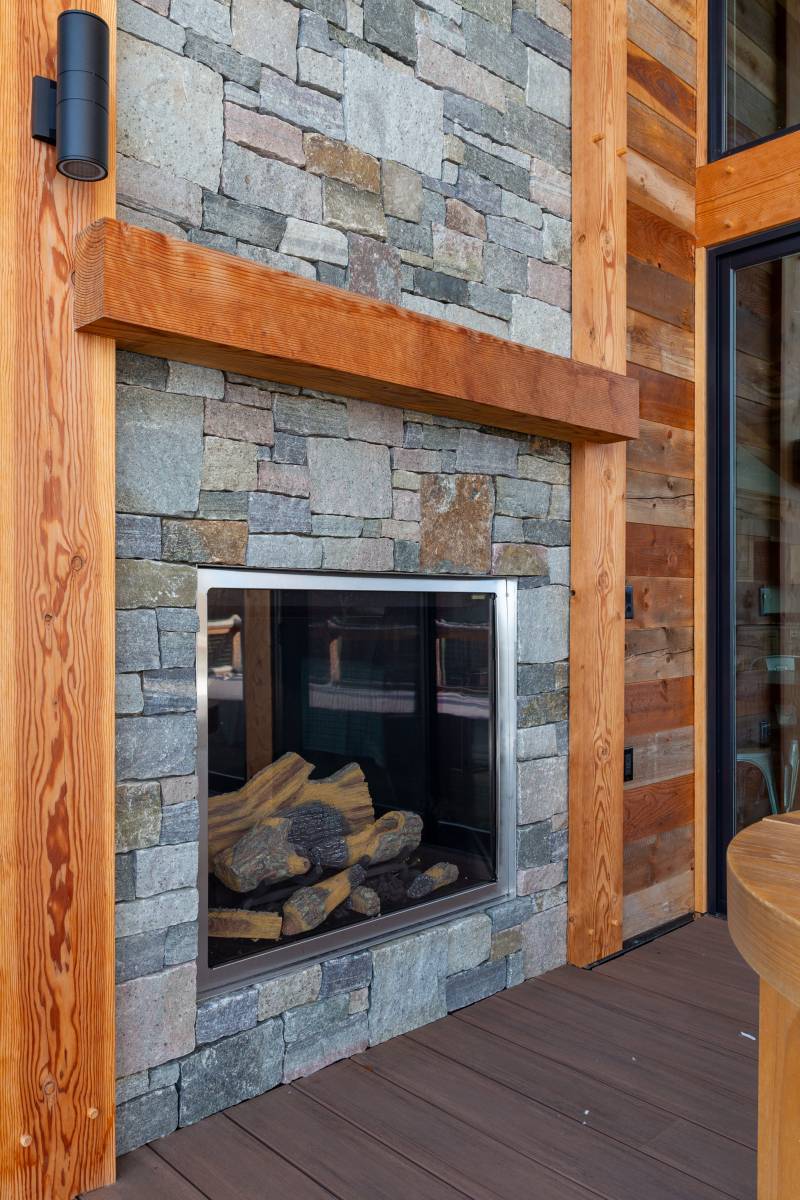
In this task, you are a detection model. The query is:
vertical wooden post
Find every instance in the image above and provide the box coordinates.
[568,0,627,964]
[0,2,117,1197]
[758,980,800,1199]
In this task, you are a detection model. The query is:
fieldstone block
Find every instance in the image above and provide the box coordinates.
[258,462,311,495]
[116,781,161,853]
[247,534,322,568]
[274,395,348,436]
[484,243,527,292]
[469,282,513,319]
[204,191,285,248]
[488,896,533,931]
[493,515,523,542]
[283,994,350,1044]
[116,673,144,716]
[280,217,348,264]
[543,213,571,269]
[299,9,341,54]
[160,774,198,805]
[171,0,231,42]
[116,609,160,673]
[165,919,199,964]
[160,799,200,844]
[446,958,506,1011]
[283,1013,368,1082]
[507,950,525,987]
[518,663,555,695]
[369,928,448,1044]
[304,0,348,24]
[249,491,312,534]
[417,36,505,111]
[201,435,258,492]
[196,988,258,1044]
[517,821,550,869]
[308,437,392,517]
[298,47,344,96]
[304,133,381,192]
[150,1062,180,1090]
[344,49,443,176]
[116,853,136,903]
[517,723,558,761]
[521,518,570,546]
[518,452,569,485]
[204,398,274,444]
[312,515,363,536]
[382,161,422,222]
[522,903,567,978]
[160,631,196,669]
[463,11,527,86]
[548,546,569,586]
[116,350,168,390]
[415,267,468,306]
[349,987,369,1014]
[519,690,568,728]
[142,668,196,716]
[432,224,483,281]
[347,233,402,303]
[447,913,492,974]
[257,964,322,1019]
[222,142,322,221]
[116,1085,178,1157]
[134,841,198,898]
[463,0,512,25]
[419,474,493,574]
[455,167,502,217]
[180,1021,284,1126]
[447,198,487,239]
[395,539,420,571]
[518,585,569,663]
[549,484,570,520]
[117,152,203,226]
[364,0,417,61]
[491,926,523,960]
[510,295,571,357]
[119,0,186,53]
[260,67,345,140]
[530,157,571,219]
[416,6,466,55]
[185,29,261,89]
[512,9,570,69]
[116,713,197,781]
[456,429,518,475]
[320,951,372,996]
[115,929,166,983]
[486,215,542,258]
[116,1071,150,1107]
[116,514,162,560]
[117,962,196,1076]
[347,398,404,445]
[322,537,393,570]
[162,519,248,565]
[324,178,387,238]
[117,387,203,516]
[495,477,549,519]
[491,543,547,576]
[232,0,298,77]
[517,861,566,897]
[167,362,224,400]
[526,46,570,127]
[118,33,223,191]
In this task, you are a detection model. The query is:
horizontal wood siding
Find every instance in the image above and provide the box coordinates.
[624,0,698,937]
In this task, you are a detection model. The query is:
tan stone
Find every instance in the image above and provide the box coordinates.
[204,398,274,445]
[162,519,248,565]
[304,134,381,193]
[491,543,547,576]
[445,198,486,240]
[224,102,305,167]
[432,224,483,280]
[324,179,387,238]
[491,927,523,960]
[419,474,493,574]
[382,161,422,222]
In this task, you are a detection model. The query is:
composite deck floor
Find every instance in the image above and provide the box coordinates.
[89,917,759,1200]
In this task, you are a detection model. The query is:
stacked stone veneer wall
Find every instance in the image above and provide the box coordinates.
[113,0,572,1157]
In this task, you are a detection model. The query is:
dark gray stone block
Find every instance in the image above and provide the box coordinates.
[446,958,506,1012]
[179,1021,284,1126]
[116,1085,178,1156]
[196,988,258,1044]
[320,951,372,997]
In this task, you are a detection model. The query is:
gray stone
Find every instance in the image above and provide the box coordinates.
[463,143,530,198]
[527,46,570,127]
[204,400,271,448]
[517,821,550,869]
[281,217,348,265]
[167,360,224,396]
[116,514,162,560]
[517,861,566,897]
[308,438,392,517]
[249,491,312,533]
[488,896,533,931]
[517,663,556,695]
[118,32,223,191]
[118,0,186,55]
[347,398,404,445]
[495,476,549,518]
[386,216,433,257]
[344,49,443,176]
[150,1062,180,1090]
[116,350,168,390]
[283,994,350,1044]
[116,853,136,903]
[455,167,502,215]
[486,215,542,257]
[447,913,491,974]
[518,585,569,663]
[116,888,198,938]
[257,462,311,496]
[518,756,568,824]
[469,282,513,319]
[116,1085,178,1157]
[203,191,285,249]
[517,723,559,760]
[347,233,402,303]
[259,67,345,140]
[519,454,570,485]
[483,243,527,292]
[462,11,527,85]
[116,781,161,853]
[180,1021,284,1126]
[283,1013,368,1082]
[246,534,322,568]
[141,667,195,715]
[171,0,231,41]
[462,0,512,25]
[543,213,571,268]
[116,1071,150,1106]
[231,0,298,77]
[548,546,569,585]
[196,988,258,1044]
[506,950,525,987]
[322,537,393,571]
[320,951,372,996]
[382,160,423,222]
[518,690,569,728]
[549,825,568,862]
[299,9,341,54]
[116,713,197,781]
[512,9,571,69]
[522,903,567,978]
[185,30,261,88]
[318,262,347,287]
[303,0,348,26]
[522,519,570,547]
[443,91,505,144]
[222,142,322,221]
[116,673,144,716]
[369,928,447,1044]
[165,920,199,965]
[257,964,322,1019]
[274,395,348,437]
[324,178,387,238]
[417,35,505,110]
[549,484,570,520]
[297,46,345,95]
[202,435,258,492]
[134,842,198,898]
[395,539,420,571]
[160,632,196,669]
[363,0,417,62]
[504,103,570,172]
[160,775,198,806]
[160,800,200,845]
[117,387,203,516]
[197,490,250,520]
[116,609,160,672]
[311,514,363,536]
[493,515,523,542]
[456,429,518,475]
[446,958,506,1011]
[116,962,196,1076]
[115,929,167,983]
[415,267,468,305]
[157,607,200,633]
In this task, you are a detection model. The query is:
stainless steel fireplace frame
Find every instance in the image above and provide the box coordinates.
[196,569,518,996]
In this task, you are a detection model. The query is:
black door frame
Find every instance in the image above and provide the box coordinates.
[708,222,800,914]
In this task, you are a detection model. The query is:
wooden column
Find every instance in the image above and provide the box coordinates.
[567,0,627,964]
[0,3,117,1198]
[758,980,800,1198]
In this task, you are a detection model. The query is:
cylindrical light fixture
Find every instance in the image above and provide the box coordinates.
[55,10,110,182]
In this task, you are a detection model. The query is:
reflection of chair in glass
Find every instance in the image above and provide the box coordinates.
[736,738,800,816]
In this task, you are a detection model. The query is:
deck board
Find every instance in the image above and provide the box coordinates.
[85,918,757,1200]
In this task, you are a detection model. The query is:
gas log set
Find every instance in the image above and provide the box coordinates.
[207,752,459,942]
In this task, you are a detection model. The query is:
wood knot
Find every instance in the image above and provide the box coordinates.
[87,1107,99,1120]
[20,1134,32,1148]
[70,555,85,573]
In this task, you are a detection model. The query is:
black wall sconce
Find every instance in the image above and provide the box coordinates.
[31,10,110,183]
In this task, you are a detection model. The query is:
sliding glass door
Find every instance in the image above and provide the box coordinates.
[710,228,800,910]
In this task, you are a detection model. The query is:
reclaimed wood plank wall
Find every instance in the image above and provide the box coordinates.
[623,0,700,938]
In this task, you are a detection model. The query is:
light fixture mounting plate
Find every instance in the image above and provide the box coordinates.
[31,76,57,146]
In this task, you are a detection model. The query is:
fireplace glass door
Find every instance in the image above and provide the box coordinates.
[199,573,513,982]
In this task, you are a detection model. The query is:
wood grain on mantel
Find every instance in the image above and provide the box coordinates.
[74,218,639,444]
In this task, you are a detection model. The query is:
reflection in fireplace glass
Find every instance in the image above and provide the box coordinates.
[205,586,497,968]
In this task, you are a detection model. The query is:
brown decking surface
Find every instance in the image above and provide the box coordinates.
[89,917,758,1200]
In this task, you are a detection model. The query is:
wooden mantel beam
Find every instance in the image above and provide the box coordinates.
[74,218,639,445]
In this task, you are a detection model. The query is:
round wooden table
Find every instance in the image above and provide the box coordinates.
[728,811,800,1200]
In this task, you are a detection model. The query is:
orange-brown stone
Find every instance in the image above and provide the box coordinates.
[303,134,381,193]
[419,474,493,574]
